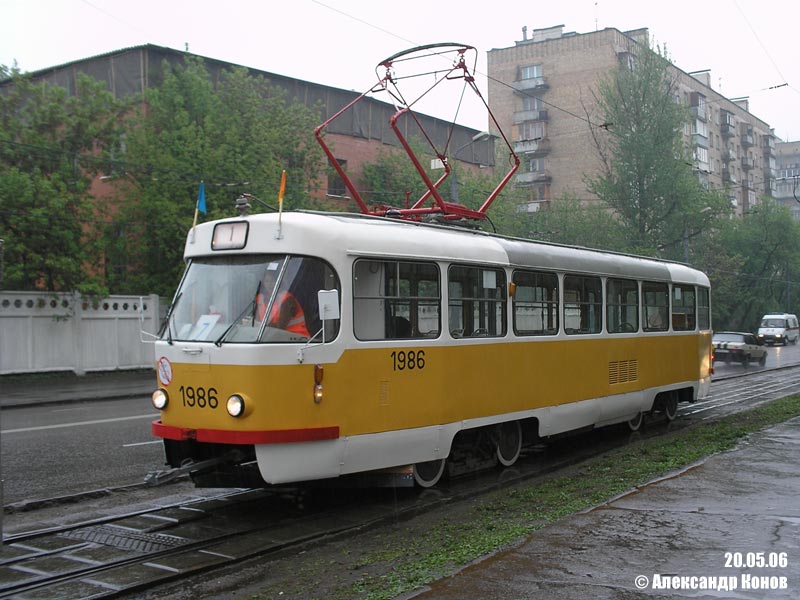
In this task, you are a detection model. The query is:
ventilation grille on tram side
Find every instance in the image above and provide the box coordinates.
[609,359,639,384]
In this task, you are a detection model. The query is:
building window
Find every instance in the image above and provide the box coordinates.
[522,95,542,111]
[520,64,543,80]
[517,120,547,141]
[327,159,347,196]
[532,184,550,202]
[526,158,545,173]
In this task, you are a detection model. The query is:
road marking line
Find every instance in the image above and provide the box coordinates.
[123,440,162,447]
[2,414,156,434]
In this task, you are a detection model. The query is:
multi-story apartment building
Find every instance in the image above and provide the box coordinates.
[488,25,777,217]
[775,141,800,219]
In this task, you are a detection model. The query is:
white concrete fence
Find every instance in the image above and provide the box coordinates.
[0,291,162,375]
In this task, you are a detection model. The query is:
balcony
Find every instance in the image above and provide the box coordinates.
[516,170,552,185]
[722,169,737,185]
[741,128,754,147]
[721,123,736,138]
[513,77,549,94]
[690,105,707,121]
[516,199,551,213]
[512,109,548,124]
[723,149,737,162]
[692,133,708,148]
[741,157,754,170]
[763,137,775,157]
[514,138,549,155]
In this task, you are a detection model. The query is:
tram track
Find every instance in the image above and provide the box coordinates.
[3,363,800,599]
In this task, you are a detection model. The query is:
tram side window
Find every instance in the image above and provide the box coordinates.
[672,284,696,331]
[563,275,602,335]
[697,287,711,330]
[448,265,507,337]
[642,281,669,332]
[352,259,441,340]
[607,278,639,333]
[512,270,558,336]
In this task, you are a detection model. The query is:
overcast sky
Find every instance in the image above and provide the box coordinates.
[3,0,799,140]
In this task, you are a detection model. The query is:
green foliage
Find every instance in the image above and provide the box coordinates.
[107,57,325,295]
[586,45,731,257]
[520,193,630,251]
[702,199,800,330]
[359,144,437,210]
[0,69,124,291]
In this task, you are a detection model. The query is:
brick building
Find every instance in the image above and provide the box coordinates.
[3,44,494,209]
[487,25,777,217]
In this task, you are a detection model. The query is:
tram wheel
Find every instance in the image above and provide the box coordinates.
[496,421,523,467]
[627,411,644,432]
[413,458,446,488]
[657,395,679,421]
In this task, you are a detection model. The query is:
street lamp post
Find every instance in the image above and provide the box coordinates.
[450,131,490,203]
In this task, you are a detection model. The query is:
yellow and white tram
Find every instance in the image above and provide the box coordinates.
[150,210,712,488]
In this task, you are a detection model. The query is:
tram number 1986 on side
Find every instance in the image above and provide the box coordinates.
[390,350,426,371]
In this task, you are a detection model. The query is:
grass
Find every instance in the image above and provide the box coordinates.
[252,395,800,600]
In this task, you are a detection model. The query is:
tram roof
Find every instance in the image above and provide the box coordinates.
[187,211,709,286]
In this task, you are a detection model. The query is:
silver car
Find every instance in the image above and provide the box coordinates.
[712,332,767,367]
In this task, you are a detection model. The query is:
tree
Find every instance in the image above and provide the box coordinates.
[0,68,124,292]
[703,199,800,330]
[585,45,730,257]
[107,58,325,296]
[359,143,439,211]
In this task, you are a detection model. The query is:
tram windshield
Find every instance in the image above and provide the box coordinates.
[164,255,340,344]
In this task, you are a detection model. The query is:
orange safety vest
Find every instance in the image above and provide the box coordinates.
[257,291,310,337]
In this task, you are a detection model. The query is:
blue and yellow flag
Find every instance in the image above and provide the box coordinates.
[197,181,207,215]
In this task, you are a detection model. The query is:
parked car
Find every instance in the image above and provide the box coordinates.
[712,331,767,367]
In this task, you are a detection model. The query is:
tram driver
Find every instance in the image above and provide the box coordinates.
[255,267,311,338]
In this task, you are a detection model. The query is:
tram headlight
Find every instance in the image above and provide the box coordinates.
[227,394,246,417]
[152,389,169,410]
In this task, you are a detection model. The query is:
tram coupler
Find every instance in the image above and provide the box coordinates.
[144,451,244,486]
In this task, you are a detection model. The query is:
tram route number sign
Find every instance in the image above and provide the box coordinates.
[390,350,425,371]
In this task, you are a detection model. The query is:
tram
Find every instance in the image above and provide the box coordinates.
[148,44,712,488]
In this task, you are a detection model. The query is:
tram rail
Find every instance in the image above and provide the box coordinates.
[2,363,799,598]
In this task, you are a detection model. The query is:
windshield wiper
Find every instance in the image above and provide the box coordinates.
[161,291,182,345]
[214,282,263,347]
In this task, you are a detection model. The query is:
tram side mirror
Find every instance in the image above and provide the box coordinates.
[318,289,340,321]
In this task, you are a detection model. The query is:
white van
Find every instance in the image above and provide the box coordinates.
[757,313,799,345]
